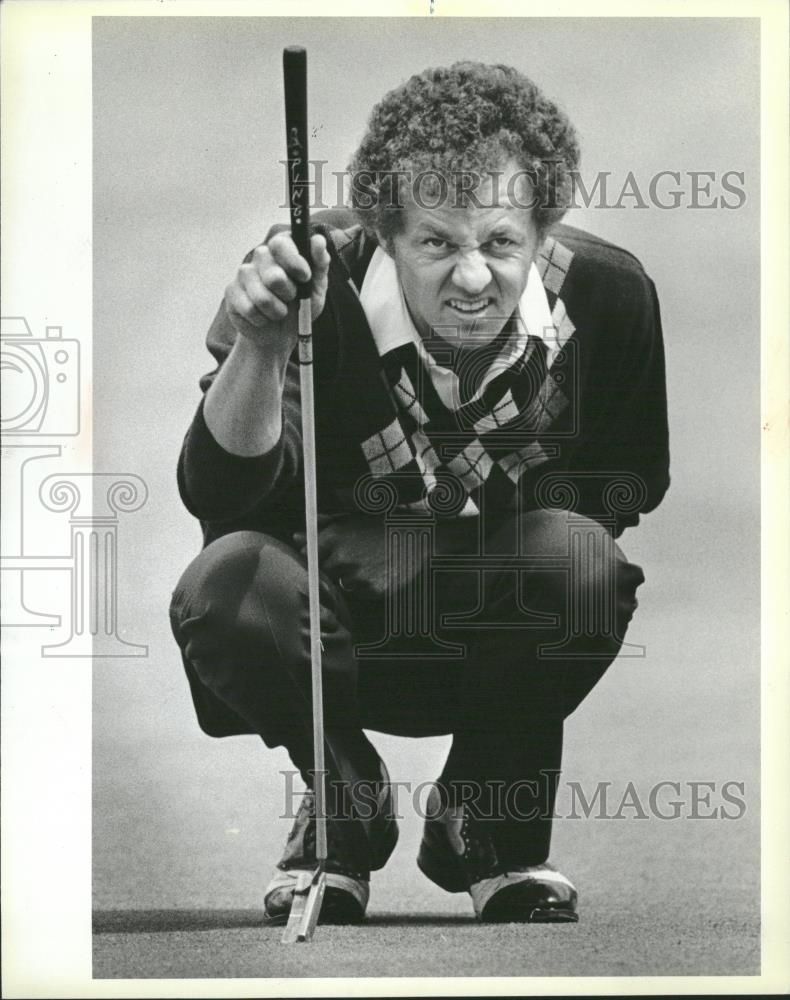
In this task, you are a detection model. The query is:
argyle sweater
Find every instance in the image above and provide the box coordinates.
[177,211,670,544]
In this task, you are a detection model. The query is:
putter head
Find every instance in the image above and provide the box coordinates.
[281,868,327,944]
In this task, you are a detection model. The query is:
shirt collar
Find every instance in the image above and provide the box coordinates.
[358,246,558,376]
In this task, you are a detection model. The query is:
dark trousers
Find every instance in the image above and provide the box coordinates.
[170,509,644,869]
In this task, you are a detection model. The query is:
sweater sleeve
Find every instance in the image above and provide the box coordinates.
[571,268,671,535]
[608,274,670,514]
[176,295,303,524]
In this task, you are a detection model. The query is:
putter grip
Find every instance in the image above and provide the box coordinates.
[283,46,312,300]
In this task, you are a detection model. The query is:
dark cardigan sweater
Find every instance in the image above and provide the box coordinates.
[175,212,670,738]
[178,212,670,547]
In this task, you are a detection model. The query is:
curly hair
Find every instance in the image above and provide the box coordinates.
[347,61,580,243]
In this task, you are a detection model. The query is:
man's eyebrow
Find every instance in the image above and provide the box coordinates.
[413,221,454,239]
[482,219,522,239]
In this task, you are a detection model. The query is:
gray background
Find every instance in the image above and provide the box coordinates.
[91,17,760,977]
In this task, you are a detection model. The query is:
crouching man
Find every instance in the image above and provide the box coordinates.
[170,61,669,925]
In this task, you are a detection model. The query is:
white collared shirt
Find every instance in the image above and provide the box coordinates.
[358,246,558,411]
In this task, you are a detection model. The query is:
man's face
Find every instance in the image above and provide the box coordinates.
[383,160,542,353]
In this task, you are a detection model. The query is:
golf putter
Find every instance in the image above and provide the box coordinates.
[281,45,328,945]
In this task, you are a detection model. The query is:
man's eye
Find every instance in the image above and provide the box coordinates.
[487,237,514,249]
[423,237,448,249]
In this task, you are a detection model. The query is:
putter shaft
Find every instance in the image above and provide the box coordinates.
[297,297,327,866]
[281,45,327,945]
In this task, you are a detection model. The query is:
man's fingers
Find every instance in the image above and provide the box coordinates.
[293,527,339,565]
[225,233,329,337]
[236,264,294,320]
[293,515,346,546]
[228,277,290,325]
[309,233,331,276]
[265,232,330,284]
[224,282,281,329]
[264,232,313,284]
[260,264,299,304]
[316,531,339,564]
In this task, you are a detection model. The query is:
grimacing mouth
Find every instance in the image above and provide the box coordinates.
[446,297,493,314]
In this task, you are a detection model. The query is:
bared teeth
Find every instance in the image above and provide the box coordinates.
[449,299,488,312]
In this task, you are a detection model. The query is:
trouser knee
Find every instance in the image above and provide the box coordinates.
[487,508,645,643]
[169,530,357,736]
[169,532,306,687]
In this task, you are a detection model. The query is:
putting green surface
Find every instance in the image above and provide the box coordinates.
[93,904,759,980]
[93,719,760,979]
[93,540,761,981]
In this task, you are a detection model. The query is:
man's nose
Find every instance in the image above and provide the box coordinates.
[452,250,492,296]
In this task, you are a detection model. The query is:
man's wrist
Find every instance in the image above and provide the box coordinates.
[231,328,292,380]
[203,331,291,457]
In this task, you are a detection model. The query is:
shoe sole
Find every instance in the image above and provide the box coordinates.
[480,883,579,924]
[480,906,579,924]
[419,847,579,924]
[482,904,579,924]
[263,886,366,927]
